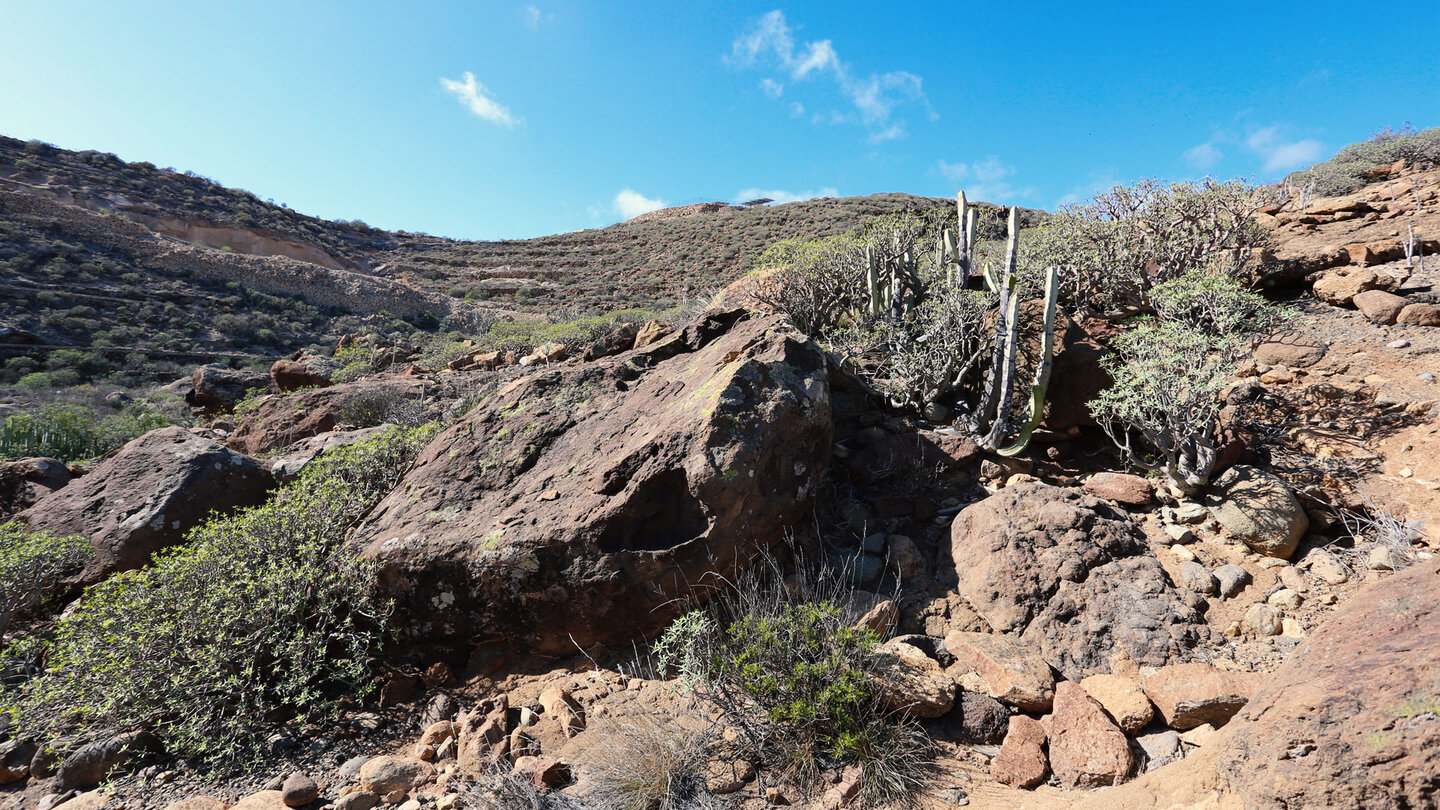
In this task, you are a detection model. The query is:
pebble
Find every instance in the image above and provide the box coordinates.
[1171,545,1196,562]
[1388,339,1411,349]
[1420,373,1436,382]
[1163,523,1196,544]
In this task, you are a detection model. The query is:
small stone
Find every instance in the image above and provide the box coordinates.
[1083,472,1154,506]
[1171,503,1208,524]
[886,535,928,580]
[1267,588,1303,611]
[1389,339,1411,349]
[1171,545,1197,562]
[766,787,789,805]
[1213,564,1251,599]
[991,715,1048,788]
[1367,545,1405,571]
[1244,603,1282,636]
[1304,548,1350,584]
[1135,729,1182,771]
[1164,523,1196,544]
[1079,674,1155,734]
[357,757,434,795]
[1278,566,1307,592]
[281,772,318,807]
[337,756,371,781]
[333,793,379,810]
[1177,561,1217,595]
[1281,617,1306,638]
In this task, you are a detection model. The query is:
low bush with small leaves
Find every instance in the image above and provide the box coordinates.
[656,555,929,806]
[0,523,91,635]
[1283,125,1440,198]
[0,423,436,765]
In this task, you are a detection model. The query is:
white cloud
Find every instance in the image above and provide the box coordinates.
[728,10,931,142]
[759,78,784,98]
[734,187,839,204]
[1183,141,1224,170]
[789,101,805,117]
[932,158,1031,202]
[1246,126,1324,173]
[521,5,553,28]
[440,72,520,127]
[614,189,666,219]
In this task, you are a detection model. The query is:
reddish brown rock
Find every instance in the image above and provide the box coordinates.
[0,456,70,518]
[513,756,571,788]
[1352,290,1410,324]
[872,638,956,718]
[945,631,1055,712]
[1080,673,1154,734]
[1046,681,1137,788]
[948,483,1206,680]
[1143,663,1259,730]
[357,756,434,795]
[185,363,270,414]
[1252,333,1327,368]
[19,427,273,584]
[1082,472,1153,507]
[1312,267,1381,306]
[1217,555,1440,809]
[270,356,334,392]
[1397,302,1440,327]
[353,311,832,656]
[991,715,1049,788]
[226,376,428,456]
[632,320,673,349]
[1045,312,1111,431]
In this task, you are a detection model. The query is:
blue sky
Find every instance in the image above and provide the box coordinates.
[1,1,1436,240]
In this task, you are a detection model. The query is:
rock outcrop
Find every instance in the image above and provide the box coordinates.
[350,311,833,655]
[226,376,428,456]
[1217,554,1440,808]
[184,364,270,415]
[19,427,274,583]
[947,483,1207,680]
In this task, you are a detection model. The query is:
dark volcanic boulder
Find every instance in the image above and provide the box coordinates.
[184,364,270,414]
[1217,555,1440,808]
[947,482,1207,680]
[20,427,274,583]
[351,311,832,655]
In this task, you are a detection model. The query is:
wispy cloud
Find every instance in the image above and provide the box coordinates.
[734,187,838,205]
[1246,126,1324,173]
[933,158,1031,202]
[614,189,666,219]
[727,10,932,142]
[1182,141,1224,170]
[521,5,553,29]
[439,72,520,127]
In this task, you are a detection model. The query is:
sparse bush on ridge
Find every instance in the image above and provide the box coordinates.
[1283,124,1440,199]
[0,423,436,765]
[0,523,91,636]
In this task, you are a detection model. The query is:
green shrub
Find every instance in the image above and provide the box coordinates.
[656,557,929,805]
[1284,125,1440,198]
[0,523,91,635]
[1,424,435,764]
[0,404,175,462]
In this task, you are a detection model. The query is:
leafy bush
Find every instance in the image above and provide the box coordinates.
[1284,125,1440,198]
[1027,178,1268,316]
[0,524,91,635]
[1090,270,1281,494]
[0,404,176,462]
[1,424,435,764]
[656,557,928,805]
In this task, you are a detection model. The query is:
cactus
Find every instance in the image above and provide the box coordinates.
[955,204,1060,456]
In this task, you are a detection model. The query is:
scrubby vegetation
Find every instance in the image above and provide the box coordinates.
[0,400,182,461]
[0,424,435,765]
[0,523,91,636]
[1283,124,1440,199]
[657,557,929,807]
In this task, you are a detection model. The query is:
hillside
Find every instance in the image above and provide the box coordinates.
[0,135,963,386]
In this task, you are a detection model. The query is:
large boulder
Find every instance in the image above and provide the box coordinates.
[184,364,270,414]
[1143,663,1259,730]
[1206,465,1308,559]
[1217,555,1440,808]
[947,483,1207,680]
[270,353,335,392]
[350,311,832,655]
[1045,681,1137,788]
[226,377,428,456]
[19,427,274,583]
[1312,267,1382,306]
[54,730,162,792]
[0,457,70,518]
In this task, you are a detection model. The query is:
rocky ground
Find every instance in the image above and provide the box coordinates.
[2,165,1439,810]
